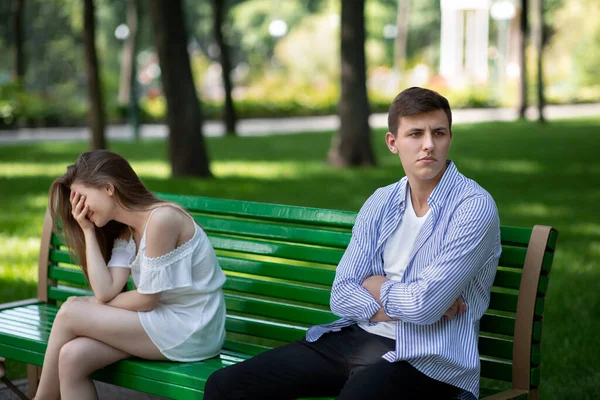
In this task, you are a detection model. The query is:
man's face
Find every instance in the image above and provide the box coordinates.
[386,109,452,182]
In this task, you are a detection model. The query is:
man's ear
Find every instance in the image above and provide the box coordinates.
[449,129,453,139]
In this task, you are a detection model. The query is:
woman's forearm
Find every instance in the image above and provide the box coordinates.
[104,290,159,312]
[84,230,120,302]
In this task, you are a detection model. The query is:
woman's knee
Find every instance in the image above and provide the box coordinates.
[54,300,81,329]
[58,339,94,380]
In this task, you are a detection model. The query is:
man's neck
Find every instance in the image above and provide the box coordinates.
[407,166,447,217]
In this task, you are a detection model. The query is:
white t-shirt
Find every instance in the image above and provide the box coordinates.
[359,188,430,340]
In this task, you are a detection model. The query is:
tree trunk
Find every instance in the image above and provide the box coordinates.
[328,0,375,167]
[118,0,139,106]
[517,0,528,120]
[83,0,107,150]
[532,0,545,122]
[394,0,409,71]
[149,0,212,177]
[213,0,237,136]
[12,0,25,85]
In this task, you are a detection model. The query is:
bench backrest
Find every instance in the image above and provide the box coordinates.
[38,194,557,397]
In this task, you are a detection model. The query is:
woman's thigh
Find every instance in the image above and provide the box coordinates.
[55,300,166,360]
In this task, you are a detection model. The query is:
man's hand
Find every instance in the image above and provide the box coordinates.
[443,297,467,320]
[361,275,389,303]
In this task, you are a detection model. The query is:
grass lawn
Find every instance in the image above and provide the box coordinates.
[1,118,599,398]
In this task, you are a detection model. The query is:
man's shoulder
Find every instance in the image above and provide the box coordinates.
[361,179,405,210]
[451,171,496,206]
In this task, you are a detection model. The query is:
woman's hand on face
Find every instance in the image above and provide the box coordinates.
[70,191,94,232]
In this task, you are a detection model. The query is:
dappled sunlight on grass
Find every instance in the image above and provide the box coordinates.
[24,194,51,211]
[567,223,600,237]
[0,162,66,177]
[503,202,572,218]
[129,161,170,178]
[212,161,326,180]
[459,159,544,174]
[0,234,40,283]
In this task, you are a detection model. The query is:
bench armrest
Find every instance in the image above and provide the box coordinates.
[481,389,529,400]
[0,298,40,311]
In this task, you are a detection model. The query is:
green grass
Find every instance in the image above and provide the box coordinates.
[1,118,599,398]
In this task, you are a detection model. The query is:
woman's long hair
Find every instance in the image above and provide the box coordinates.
[48,150,163,280]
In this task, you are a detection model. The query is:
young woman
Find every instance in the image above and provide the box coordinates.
[35,150,226,400]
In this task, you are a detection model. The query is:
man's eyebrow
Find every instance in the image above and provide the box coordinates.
[432,126,448,131]
[406,127,424,133]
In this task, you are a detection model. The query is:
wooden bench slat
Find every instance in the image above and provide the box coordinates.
[196,214,351,248]
[225,314,307,343]
[224,275,330,306]
[219,256,336,286]
[488,291,544,316]
[479,313,542,341]
[478,336,541,365]
[0,308,54,327]
[93,368,204,399]
[0,313,53,334]
[209,235,343,266]
[224,293,335,326]
[48,285,93,302]
[155,193,357,228]
[0,342,44,366]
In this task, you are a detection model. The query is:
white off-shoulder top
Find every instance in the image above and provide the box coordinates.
[107,206,227,362]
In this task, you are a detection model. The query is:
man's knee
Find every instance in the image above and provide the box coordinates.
[204,367,235,399]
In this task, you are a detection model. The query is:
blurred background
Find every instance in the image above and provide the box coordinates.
[1,0,597,131]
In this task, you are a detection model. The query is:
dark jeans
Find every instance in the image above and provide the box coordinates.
[204,325,461,399]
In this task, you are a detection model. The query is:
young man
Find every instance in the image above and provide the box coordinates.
[204,87,501,400]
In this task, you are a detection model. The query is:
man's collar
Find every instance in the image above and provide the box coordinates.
[428,160,457,206]
[397,160,457,208]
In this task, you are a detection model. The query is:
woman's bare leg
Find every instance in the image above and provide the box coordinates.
[34,300,166,400]
[58,337,129,400]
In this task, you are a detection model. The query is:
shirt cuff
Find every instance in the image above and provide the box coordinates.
[380,279,399,317]
[362,295,383,321]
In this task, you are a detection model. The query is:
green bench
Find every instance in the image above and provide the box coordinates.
[0,193,558,400]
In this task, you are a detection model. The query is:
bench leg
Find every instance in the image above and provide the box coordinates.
[0,357,30,400]
[27,365,41,399]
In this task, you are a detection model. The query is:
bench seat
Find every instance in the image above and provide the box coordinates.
[0,194,557,399]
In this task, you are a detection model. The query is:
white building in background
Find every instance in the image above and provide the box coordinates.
[440,0,520,87]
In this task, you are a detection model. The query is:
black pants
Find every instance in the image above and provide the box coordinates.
[204,325,461,399]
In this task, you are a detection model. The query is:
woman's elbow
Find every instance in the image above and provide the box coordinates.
[139,294,160,312]
[95,291,116,304]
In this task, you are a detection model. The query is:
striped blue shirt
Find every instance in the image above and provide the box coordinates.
[306,161,501,399]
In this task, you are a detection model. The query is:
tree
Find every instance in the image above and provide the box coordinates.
[117,0,141,140]
[394,0,409,71]
[532,0,545,122]
[117,0,139,106]
[328,0,375,167]
[212,0,237,135]
[83,0,107,150]
[12,0,25,85]
[149,0,212,178]
[517,0,528,120]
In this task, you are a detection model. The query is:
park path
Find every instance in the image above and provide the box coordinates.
[0,103,599,145]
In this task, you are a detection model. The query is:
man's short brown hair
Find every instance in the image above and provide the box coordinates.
[387,87,452,136]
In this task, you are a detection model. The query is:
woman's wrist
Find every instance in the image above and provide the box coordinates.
[83,228,97,240]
